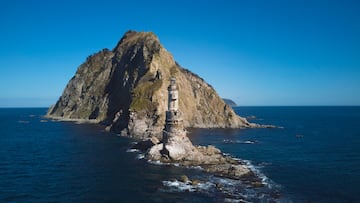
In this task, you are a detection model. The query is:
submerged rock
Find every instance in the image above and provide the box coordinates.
[180,175,190,183]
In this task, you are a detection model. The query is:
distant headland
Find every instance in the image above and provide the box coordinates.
[223,98,237,107]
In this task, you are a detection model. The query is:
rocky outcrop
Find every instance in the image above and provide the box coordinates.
[47,30,252,139]
[141,78,251,179]
[145,130,251,179]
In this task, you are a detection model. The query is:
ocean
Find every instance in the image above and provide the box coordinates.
[0,107,359,202]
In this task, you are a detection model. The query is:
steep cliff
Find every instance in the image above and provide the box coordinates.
[47,31,251,139]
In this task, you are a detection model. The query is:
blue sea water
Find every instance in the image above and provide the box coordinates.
[0,107,359,202]
[190,106,360,202]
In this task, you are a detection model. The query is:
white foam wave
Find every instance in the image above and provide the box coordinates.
[163,180,196,192]
[210,175,275,201]
[147,160,204,170]
[242,160,280,189]
[216,153,279,191]
[126,149,140,153]
[162,179,215,193]
[136,154,145,159]
[161,170,282,202]
[222,139,257,144]
[188,165,204,170]
[243,140,256,144]
[224,198,252,203]
[148,160,167,165]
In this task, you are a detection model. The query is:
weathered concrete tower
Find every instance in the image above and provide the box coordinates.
[168,78,179,112]
[163,78,183,144]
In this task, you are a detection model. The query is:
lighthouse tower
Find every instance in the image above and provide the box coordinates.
[163,78,183,144]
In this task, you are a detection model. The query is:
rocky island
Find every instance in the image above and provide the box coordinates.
[47,30,271,180]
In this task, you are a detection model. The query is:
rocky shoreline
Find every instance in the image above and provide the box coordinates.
[130,78,265,186]
[132,133,263,183]
[47,77,276,184]
[47,113,273,185]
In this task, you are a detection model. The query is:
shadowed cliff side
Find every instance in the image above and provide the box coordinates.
[47,31,253,139]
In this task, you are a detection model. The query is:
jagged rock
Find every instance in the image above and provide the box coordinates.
[180,175,190,183]
[132,136,160,151]
[46,30,252,139]
[199,145,221,155]
[191,179,201,185]
[251,181,265,188]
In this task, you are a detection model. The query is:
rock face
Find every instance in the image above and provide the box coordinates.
[47,30,251,139]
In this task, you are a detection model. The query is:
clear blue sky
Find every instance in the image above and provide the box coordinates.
[0,0,359,107]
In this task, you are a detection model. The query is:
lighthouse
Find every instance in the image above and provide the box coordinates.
[163,78,183,145]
